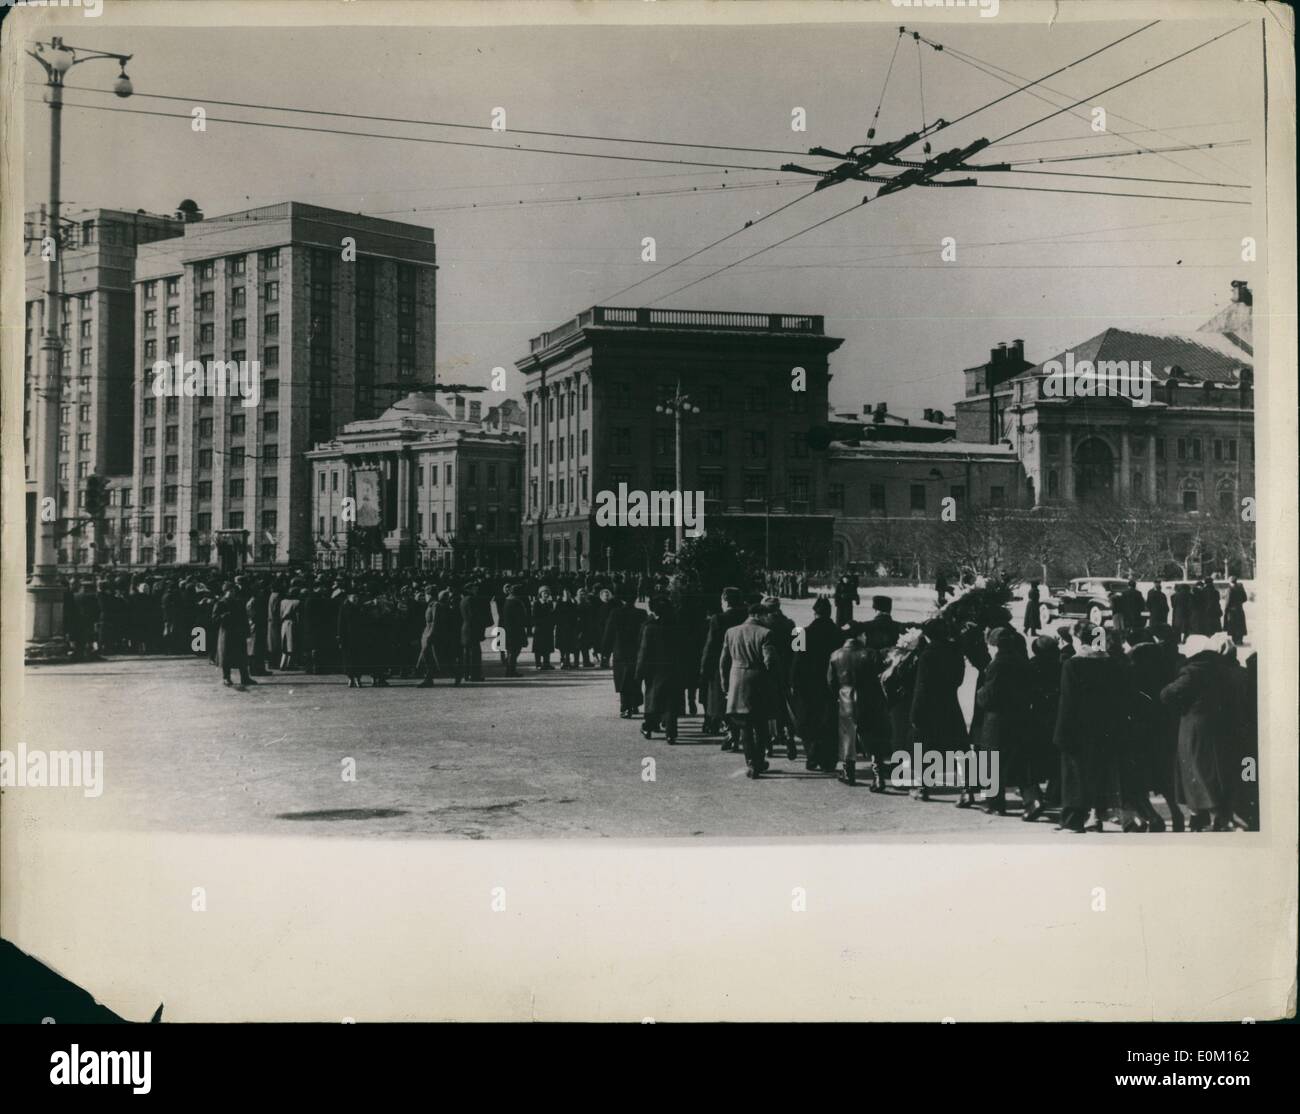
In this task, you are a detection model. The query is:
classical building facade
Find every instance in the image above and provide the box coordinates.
[22,205,186,568]
[955,281,1255,515]
[126,202,437,569]
[308,393,523,571]
[516,306,844,571]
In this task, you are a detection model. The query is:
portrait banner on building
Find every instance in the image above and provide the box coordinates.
[353,470,381,529]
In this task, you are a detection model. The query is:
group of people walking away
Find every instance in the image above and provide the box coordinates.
[612,578,1258,831]
[56,562,1257,831]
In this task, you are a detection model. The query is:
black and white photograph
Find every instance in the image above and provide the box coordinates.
[1,0,1294,1037]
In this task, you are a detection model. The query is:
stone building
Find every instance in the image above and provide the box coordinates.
[956,281,1255,515]
[126,202,437,569]
[308,393,523,571]
[516,306,844,571]
[22,205,185,569]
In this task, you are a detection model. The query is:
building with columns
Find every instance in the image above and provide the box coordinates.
[516,306,845,571]
[307,392,523,571]
[127,202,437,570]
[955,281,1255,515]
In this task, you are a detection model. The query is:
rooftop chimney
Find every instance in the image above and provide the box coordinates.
[176,199,203,223]
[1011,339,1025,362]
[1231,280,1252,306]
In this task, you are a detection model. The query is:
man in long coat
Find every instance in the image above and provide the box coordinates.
[827,628,890,787]
[501,585,530,677]
[1023,582,1042,636]
[1223,576,1248,644]
[761,597,797,759]
[635,596,686,743]
[1054,622,1130,832]
[974,627,1032,814]
[531,586,558,670]
[1170,582,1193,643]
[1146,580,1170,628]
[215,583,252,688]
[790,597,844,772]
[719,604,777,778]
[337,590,364,687]
[909,618,968,801]
[1195,579,1222,635]
[699,587,747,746]
[604,593,647,717]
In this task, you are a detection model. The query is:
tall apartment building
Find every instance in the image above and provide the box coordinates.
[128,202,437,569]
[516,306,844,571]
[22,205,185,568]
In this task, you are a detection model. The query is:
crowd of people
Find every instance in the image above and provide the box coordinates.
[53,564,1257,833]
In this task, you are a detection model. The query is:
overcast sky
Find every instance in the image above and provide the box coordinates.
[23,8,1265,416]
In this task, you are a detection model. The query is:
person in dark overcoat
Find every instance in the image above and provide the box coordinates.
[1024,635,1061,821]
[246,586,269,676]
[974,626,1032,815]
[266,582,284,662]
[909,618,969,801]
[593,588,617,668]
[761,597,797,759]
[531,586,557,671]
[671,584,707,716]
[720,604,777,778]
[790,596,844,773]
[857,595,902,650]
[1195,579,1222,636]
[1115,579,1145,635]
[574,589,596,668]
[1023,581,1042,635]
[827,629,890,788]
[555,589,580,669]
[1123,627,1182,831]
[1170,582,1193,643]
[699,587,747,745]
[501,585,530,677]
[1160,634,1237,831]
[1223,576,1248,644]
[337,590,364,687]
[1054,622,1130,832]
[605,593,647,717]
[832,575,858,627]
[636,597,687,743]
[214,584,252,688]
[1146,580,1170,628]
[956,620,991,808]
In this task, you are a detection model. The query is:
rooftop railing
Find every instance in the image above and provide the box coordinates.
[529,306,823,352]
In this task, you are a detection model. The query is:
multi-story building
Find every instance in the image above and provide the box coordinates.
[826,440,1025,570]
[308,392,523,571]
[516,305,845,571]
[956,281,1255,514]
[22,205,186,569]
[127,202,437,569]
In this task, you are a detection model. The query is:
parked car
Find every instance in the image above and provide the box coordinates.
[1054,577,1139,626]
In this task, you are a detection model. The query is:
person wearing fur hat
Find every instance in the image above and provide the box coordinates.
[1161,632,1239,831]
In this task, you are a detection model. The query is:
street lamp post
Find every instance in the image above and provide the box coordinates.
[25,37,133,660]
[654,377,700,553]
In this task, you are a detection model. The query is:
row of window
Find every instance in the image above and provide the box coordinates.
[141,445,279,474]
[530,382,808,424]
[140,252,280,301]
[526,471,815,513]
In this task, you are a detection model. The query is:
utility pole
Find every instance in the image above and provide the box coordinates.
[25,37,133,660]
[655,376,699,553]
